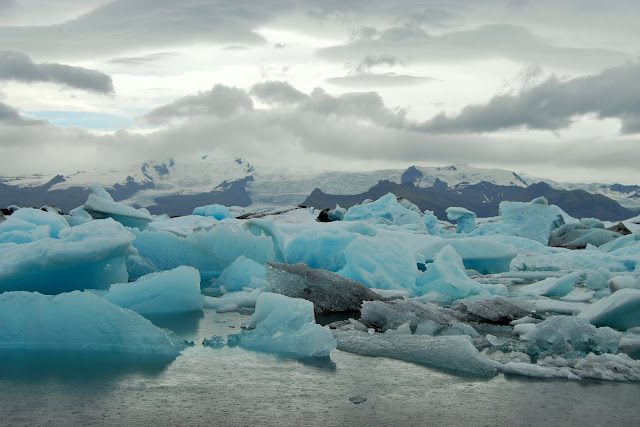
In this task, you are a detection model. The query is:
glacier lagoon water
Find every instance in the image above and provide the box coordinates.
[1,310,639,426]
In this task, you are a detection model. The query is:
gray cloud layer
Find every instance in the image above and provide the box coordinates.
[0,102,43,126]
[326,73,433,88]
[0,0,273,58]
[0,51,113,93]
[142,84,254,124]
[418,61,640,134]
[319,24,630,71]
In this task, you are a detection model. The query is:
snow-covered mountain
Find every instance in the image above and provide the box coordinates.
[1,159,639,218]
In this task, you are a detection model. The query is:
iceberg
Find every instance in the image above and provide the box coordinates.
[10,208,70,238]
[500,353,640,381]
[446,207,476,233]
[417,238,516,274]
[227,293,336,358]
[83,185,153,229]
[192,204,234,220]
[359,299,462,332]
[519,271,585,297]
[332,330,498,377]
[102,266,204,315]
[204,288,263,313]
[472,197,574,244]
[607,275,639,293]
[521,316,620,358]
[0,291,185,358]
[416,246,507,302]
[133,221,275,279]
[0,217,51,244]
[0,218,136,294]
[216,255,266,292]
[338,236,420,292]
[578,288,640,330]
[548,222,621,249]
[344,193,426,230]
[284,227,356,272]
[454,297,535,325]
[266,262,383,315]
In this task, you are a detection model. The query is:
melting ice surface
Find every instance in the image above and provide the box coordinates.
[1,187,640,387]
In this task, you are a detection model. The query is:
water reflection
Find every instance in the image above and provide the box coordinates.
[145,310,204,336]
[0,350,171,381]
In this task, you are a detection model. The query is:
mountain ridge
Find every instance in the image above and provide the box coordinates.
[1,159,638,220]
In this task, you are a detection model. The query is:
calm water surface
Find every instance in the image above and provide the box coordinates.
[1,310,638,426]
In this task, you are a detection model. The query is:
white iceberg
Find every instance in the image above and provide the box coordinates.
[227,293,336,358]
[0,291,185,358]
[103,266,204,315]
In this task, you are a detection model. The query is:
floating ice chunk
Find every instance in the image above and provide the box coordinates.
[582,267,612,290]
[519,271,585,297]
[228,293,336,358]
[147,215,217,237]
[416,246,507,302]
[217,256,266,292]
[454,297,534,325]
[472,198,574,244]
[10,208,69,238]
[418,238,516,274]
[125,254,159,280]
[414,320,445,336]
[0,291,184,358]
[619,333,640,359]
[202,336,226,348]
[440,322,479,338]
[499,361,579,380]
[0,217,51,244]
[133,222,275,280]
[91,183,114,201]
[359,299,461,332]
[0,218,135,294]
[423,210,451,236]
[599,234,640,253]
[501,353,640,381]
[339,236,419,292]
[578,288,640,330]
[69,206,92,219]
[446,207,476,233]
[192,204,234,220]
[512,323,536,336]
[607,275,639,293]
[204,288,263,313]
[84,193,153,229]
[266,262,383,315]
[103,266,204,315]
[529,299,588,315]
[284,227,356,271]
[344,193,425,230]
[332,330,498,376]
[510,316,542,326]
[384,321,412,335]
[349,396,367,404]
[548,223,621,249]
[559,288,595,302]
[521,316,620,357]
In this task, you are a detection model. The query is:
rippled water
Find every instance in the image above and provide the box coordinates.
[1,310,639,426]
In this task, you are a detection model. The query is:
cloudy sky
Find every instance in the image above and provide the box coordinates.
[0,0,639,183]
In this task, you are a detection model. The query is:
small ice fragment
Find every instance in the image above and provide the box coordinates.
[349,396,367,404]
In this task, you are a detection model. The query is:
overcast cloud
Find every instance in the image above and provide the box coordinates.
[418,61,640,134]
[0,0,639,184]
[0,51,113,93]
